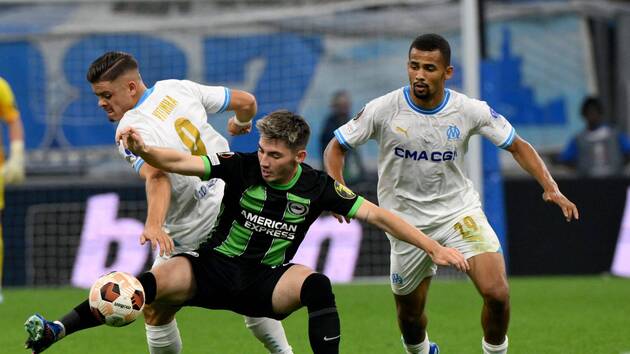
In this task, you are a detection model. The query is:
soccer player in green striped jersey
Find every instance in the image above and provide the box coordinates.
[24,110,469,354]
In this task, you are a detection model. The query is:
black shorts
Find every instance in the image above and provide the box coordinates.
[174,249,293,320]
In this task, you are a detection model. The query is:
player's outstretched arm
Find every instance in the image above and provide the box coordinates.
[117,126,206,178]
[506,135,579,222]
[227,89,257,136]
[354,199,470,272]
[324,137,352,223]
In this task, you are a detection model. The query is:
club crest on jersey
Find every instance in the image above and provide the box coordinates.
[287,202,309,217]
[446,124,461,141]
[334,181,356,199]
[489,107,502,119]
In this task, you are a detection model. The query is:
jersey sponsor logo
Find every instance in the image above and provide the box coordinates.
[241,210,297,240]
[446,124,461,141]
[394,147,457,162]
[287,201,309,216]
[334,181,356,199]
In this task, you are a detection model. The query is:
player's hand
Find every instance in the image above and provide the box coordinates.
[331,212,351,224]
[3,140,25,184]
[116,126,147,155]
[542,189,579,222]
[430,245,470,272]
[227,116,252,136]
[141,224,175,257]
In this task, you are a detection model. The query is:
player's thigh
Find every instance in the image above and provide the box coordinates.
[467,252,509,300]
[271,264,315,315]
[151,256,196,305]
[389,235,436,296]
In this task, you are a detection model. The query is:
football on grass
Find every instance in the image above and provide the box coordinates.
[89,271,145,327]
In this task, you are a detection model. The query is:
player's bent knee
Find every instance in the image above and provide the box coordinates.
[300,273,335,312]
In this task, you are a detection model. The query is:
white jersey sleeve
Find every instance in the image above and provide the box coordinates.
[334,98,382,150]
[115,114,159,174]
[178,80,231,115]
[470,99,516,149]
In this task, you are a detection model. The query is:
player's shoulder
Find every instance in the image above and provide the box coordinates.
[116,110,148,133]
[361,87,405,118]
[447,89,489,116]
[152,79,189,93]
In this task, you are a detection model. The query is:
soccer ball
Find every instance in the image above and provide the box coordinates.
[89,271,145,327]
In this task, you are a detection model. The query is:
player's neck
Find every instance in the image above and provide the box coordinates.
[411,89,446,111]
[133,82,149,106]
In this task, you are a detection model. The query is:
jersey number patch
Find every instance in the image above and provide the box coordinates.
[175,118,207,156]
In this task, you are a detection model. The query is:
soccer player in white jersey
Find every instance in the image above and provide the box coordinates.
[324,34,579,354]
[80,51,293,354]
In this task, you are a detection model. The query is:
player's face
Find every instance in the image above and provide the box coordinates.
[258,138,306,185]
[407,48,453,104]
[91,78,139,122]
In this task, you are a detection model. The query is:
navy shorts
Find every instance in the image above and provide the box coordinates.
[174,249,294,320]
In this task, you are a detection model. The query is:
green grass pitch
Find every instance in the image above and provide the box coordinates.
[2,276,629,353]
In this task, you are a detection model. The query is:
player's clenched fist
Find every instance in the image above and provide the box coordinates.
[116,126,147,155]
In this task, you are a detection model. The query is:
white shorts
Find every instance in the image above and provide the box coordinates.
[389,208,502,295]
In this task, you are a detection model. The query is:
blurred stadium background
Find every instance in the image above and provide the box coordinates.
[1,0,630,352]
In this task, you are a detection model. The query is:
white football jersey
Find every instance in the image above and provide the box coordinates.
[116,79,231,250]
[335,86,515,229]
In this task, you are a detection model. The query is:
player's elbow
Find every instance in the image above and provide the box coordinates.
[233,90,257,117]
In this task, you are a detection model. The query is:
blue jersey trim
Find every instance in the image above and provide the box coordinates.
[334,128,353,150]
[134,86,155,108]
[403,86,450,115]
[133,158,145,174]
[217,87,231,113]
[498,127,516,149]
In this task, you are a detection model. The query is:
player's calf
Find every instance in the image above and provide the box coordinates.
[300,273,339,354]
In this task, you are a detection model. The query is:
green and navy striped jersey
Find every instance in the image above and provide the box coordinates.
[199,152,364,266]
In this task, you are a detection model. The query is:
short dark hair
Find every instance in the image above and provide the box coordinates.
[581,96,603,116]
[256,110,311,151]
[86,51,138,83]
[409,33,451,66]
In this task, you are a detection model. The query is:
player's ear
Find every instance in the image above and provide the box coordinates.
[445,65,454,80]
[128,80,137,96]
[296,149,307,163]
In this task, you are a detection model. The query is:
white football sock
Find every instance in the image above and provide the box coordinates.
[146,320,183,354]
[482,336,508,354]
[401,333,430,354]
[244,316,293,354]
